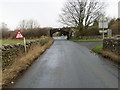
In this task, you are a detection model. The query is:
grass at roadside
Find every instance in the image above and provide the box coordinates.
[70,39,102,42]
[0,39,37,45]
[92,44,103,53]
[92,44,120,64]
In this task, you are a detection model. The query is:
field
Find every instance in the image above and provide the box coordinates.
[0,39,36,45]
[70,39,102,42]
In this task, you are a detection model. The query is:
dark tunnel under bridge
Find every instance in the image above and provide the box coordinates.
[50,28,72,40]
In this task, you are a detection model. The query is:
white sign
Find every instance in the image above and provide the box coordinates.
[99,21,108,28]
[99,29,112,37]
[99,30,108,33]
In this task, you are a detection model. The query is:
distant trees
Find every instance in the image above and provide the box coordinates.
[0,22,9,31]
[59,0,104,35]
[0,22,10,39]
[2,28,51,39]
[17,19,40,30]
[22,28,50,39]
[0,19,52,39]
[18,20,27,30]
[108,18,116,28]
[110,19,120,35]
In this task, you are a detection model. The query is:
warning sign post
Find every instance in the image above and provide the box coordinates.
[16,30,26,53]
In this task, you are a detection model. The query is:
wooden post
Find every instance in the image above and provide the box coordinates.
[24,37,27,54]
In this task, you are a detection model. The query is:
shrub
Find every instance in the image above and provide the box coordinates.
[110,20,120,35]
[2,28,51,39]
[83,26,100,36]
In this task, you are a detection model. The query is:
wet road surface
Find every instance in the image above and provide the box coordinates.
[74,41,103,49]
[11,40,118,88]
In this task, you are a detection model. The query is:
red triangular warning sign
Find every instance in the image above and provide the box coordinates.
[16,30,24,39]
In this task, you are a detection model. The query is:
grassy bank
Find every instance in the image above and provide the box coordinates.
[2,38,54,88]
[92,44,120,64]
[0,39,38,45]
[92,44,103,53]
[70,39,102,42]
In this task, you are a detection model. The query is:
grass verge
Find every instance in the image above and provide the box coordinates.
[0,39,38,45]
[100,51,120,64]
[92,44,103,53]
[2,38,54,88]
[70,39,102,42]
[92,44,120,64]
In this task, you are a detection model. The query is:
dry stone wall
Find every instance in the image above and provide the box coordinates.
[103,39,120,55]
[1,37,51,69]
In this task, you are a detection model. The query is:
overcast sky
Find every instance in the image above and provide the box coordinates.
[0,0,119,30]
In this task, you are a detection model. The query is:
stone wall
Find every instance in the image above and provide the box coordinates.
[1,37,51,69]
[103,39,120,55]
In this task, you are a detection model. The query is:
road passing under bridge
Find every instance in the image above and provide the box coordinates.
[11,40,118,88]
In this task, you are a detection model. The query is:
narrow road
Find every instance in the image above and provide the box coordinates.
[11,40,118,88]
[74,41,103,49]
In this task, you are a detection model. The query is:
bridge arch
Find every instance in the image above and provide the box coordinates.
[50,28,71,40]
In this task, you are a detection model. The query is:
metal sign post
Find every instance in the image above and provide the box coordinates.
[102,24,105,39]
[16,30,26,54]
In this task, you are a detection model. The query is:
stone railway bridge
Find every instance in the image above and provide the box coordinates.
[50,28,73,40]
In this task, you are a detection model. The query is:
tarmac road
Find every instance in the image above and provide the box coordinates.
[74,41,103,49]
[11,39,118,88]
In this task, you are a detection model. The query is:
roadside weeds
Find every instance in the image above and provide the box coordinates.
[92,45,120,65]
[2,39,54,88]
[99,50,120,64]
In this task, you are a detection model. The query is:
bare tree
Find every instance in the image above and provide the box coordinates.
[18,19,40,30]
[0,22,9,31]
[59,0,104,31]
[18,20,27,30]
[26,19,40,29]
